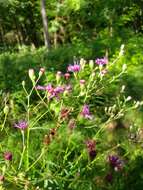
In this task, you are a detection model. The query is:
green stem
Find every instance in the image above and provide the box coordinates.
[30,109,49,128]
[1,113,8,131]
[18,130,25,170]
[26,76,40,169]
[26,148,46,172]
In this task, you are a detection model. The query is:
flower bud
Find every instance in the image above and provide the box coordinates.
[56,71,62,83]
[134,101,140,108]
[22,80,25,87]
[68,119,76,130]
[63,85,72,96]
[0,175,4,182]
[3,105,9,115]
[80,80,86,90]
[80,58,86,69]
[4,152,12,161]
[28,69,35,82]
[126,96,132,102]
[80,80,86,85]
[100,69,108,76]
[38,68,45,78]
[119,44,125,56]
[105,173,113,183]
[121,85,125,93]
[64,73,70,80]
[89,60,94,70]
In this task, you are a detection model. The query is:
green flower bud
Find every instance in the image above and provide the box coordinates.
[28,69,35,82]
[56,71,62,83]
[3,105,9,115]
[89,60,94,70]
[119,44,125,56]
[38,68,45,78]
[22,80,25,87]
[80,58,86,69]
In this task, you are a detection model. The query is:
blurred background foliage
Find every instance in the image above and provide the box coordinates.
[0,0,143,108]
[0,0,143,94]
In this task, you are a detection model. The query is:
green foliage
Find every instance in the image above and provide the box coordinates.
[0,52,143,189]
[0,0,143,50]
[0,0,143,189]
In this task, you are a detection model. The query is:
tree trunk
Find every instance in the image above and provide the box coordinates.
[0,23,7,49]
[13,17,23,47]
[27,0,39,47]
[40,0,50,49]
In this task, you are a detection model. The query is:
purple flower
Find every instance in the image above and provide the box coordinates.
[85,139,96,151]
[36,84,65,100]
[54,86,65,94]
[14,121,28,130]
[36,85,46,90]
[105,173,113,183]
[85,139,96,160]
[95,57,108,65]
[81,104,92,119]
[108,155,123,171]
[49,86,65,99]
[67,64,80,72]
[45,84,54,92]
[89,150,96,160]
[36,84,53,91]
[4,152,12,161]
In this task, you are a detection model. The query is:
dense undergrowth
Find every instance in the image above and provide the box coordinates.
[1,35,143,98]
[0,42,143,190]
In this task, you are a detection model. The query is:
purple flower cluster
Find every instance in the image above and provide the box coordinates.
[108,155,123,171]
[95,57,108,65]
[48,86,65,99]
[85,139,96,160]
[67,64,80,72]
[36,84,52,91]
[81,104,92,119]
[36,84,71,99]
[14,121,28,130]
